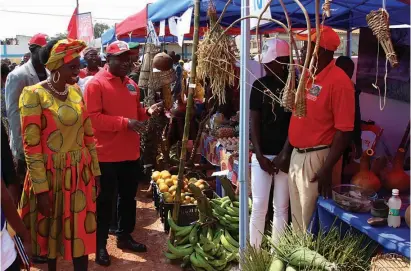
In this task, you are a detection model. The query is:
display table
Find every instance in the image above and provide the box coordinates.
[311,198,410,258]
[200,133,241,185]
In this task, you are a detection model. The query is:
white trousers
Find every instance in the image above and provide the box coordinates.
[249,154,289,248]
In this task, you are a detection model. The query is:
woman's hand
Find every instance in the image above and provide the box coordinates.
[257,155,276,176]
[37,192,51,217]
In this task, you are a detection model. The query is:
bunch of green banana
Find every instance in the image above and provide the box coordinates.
[210,196,251,235]
[164,211,239,270]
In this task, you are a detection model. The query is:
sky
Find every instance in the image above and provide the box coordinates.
[0,0,156,39]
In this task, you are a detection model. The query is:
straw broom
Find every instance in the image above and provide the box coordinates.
[279,0,296,112]
[170,0,201,243]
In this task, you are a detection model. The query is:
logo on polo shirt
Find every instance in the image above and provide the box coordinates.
[126,84,136,92]
[307,84,322,101]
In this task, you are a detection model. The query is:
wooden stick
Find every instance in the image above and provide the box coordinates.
[220,177,236,201]
[171,0,201,243]
[309,0,321,76]
[256,0,273,56]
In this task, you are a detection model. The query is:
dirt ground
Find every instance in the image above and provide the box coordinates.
[31,183,181,271]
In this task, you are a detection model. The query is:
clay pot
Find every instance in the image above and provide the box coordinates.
[406,206,410,228]
[383,148,410,193]
[352,149,382,192]
[153,52,174,71]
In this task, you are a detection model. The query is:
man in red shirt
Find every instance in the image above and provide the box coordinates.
[275,27,355,231]
[84,41,162,266]
[79,47,101,79]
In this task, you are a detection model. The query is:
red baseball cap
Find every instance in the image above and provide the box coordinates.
[296,26,340,52]
[106,41,130,56]
[28,33,48,47]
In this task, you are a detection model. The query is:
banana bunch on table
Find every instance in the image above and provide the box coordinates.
[165,196,252,270]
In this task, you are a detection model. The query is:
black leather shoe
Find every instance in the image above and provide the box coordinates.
[32,255,48,264]
[95,248,111,266]
[117,238,147,252]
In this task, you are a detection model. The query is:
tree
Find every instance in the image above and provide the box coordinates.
[94,23,110,38]
[50,32,68,40]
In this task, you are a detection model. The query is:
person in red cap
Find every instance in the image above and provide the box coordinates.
[79,47,102,79]
[84,40,163,267]
[4,32,49,264]
[275,26,355,231]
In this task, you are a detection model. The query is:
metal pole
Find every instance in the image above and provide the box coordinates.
[345,29,352,57]
[239,0,250,253]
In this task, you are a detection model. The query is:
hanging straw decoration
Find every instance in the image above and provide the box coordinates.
[197,1,238,105]
[293,0,313,117]
[322,0,332,18]
[366,9,399,68]
[279,0,296,111]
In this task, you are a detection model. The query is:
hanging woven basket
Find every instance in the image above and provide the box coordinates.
[366,9,399,68]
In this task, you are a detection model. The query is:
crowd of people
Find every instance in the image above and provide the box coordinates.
[0,26,361,271]
[0,35,173,270]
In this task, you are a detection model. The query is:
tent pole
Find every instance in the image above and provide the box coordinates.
[345,29,352,57]
[239,0,250,256]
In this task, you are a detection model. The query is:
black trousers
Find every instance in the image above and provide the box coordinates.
[5,257,20,271]
[96,159,142,248]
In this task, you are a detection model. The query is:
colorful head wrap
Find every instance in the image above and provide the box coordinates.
[45,39,87,71]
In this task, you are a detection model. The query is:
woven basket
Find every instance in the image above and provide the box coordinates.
[148,69,176,90]
[138,44,160,88]
[370,253,410,270]
[366,9,399,68]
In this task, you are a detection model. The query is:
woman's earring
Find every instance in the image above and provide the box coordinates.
[52,71,60,83]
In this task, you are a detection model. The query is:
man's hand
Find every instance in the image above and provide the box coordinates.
[37,192,51,217]
[8,184,21,207]
[128,119,147,134]
[273,150,292,174]
[311,167,333,198]
[257,155,276,175]
[147,102,164,116]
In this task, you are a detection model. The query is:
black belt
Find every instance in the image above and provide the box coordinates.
[296,146,330,153]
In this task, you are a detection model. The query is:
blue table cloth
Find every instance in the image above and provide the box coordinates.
[311,198,410,258]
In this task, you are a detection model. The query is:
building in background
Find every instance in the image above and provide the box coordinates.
[0,35,31,64]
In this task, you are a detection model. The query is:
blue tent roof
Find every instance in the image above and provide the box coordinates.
[148,0,410,30]
[101,27,183,45]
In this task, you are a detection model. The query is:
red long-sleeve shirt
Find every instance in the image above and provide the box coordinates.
[84,69,148,162]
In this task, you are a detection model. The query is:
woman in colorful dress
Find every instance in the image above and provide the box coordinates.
[19,39,100,271]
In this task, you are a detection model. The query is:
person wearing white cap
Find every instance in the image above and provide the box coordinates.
[249,38,292,247]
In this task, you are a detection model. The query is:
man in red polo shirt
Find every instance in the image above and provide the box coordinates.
[275,27,355,231]
[84,41,162,266]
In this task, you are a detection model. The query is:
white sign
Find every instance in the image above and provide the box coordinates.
[159,20,165,37]
[77,12,94,44]
[250,0,272,29]
[147,20,160,46]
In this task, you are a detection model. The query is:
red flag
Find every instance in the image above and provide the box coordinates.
[67,8,78,39]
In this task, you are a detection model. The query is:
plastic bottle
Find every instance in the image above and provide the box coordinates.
[387,189,402,228]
